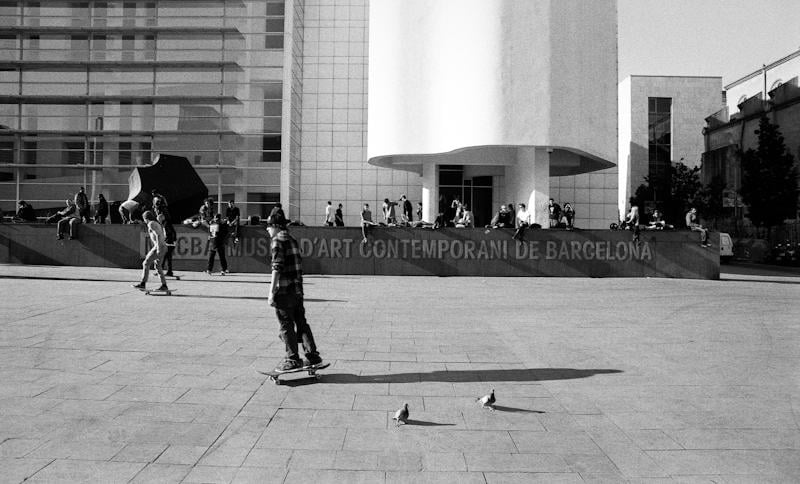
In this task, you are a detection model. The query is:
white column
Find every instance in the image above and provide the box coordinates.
[508,147,550,227]
[420,163,438,223]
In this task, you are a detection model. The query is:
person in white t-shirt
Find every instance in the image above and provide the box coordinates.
[512,203,531,242]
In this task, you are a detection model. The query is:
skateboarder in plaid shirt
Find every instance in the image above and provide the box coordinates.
[265,208,323,372]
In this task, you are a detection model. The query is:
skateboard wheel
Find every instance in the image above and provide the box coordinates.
[315,374,321,380]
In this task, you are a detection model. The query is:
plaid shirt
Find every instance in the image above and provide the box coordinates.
[270,229,303,296]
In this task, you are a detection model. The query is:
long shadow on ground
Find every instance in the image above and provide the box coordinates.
[270,368,621,386]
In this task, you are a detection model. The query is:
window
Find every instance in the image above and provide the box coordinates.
[647,97,671,185]
[65,141,84,164]
[266,1,285,49]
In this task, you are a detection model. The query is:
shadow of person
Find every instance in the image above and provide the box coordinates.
[274,368,623,385]
[403,420,456,427]
[360,368,623,384]
[492,405,545,414]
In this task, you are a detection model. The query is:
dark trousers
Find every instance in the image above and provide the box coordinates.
[207,242,227,271]
[513,223,529,241]
[164,245,175,273]
[274,294,318,361]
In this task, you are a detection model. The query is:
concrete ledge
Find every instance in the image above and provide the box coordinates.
[0,224,719,279]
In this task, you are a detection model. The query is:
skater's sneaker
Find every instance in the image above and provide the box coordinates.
[56,234,64,240]
[204,270,212,275]
[274,359,303,372]
[165,271,174,277]
[132,283,145,289]
[220,270,229,275]
[304,353,323,367]
[156,284,169,291]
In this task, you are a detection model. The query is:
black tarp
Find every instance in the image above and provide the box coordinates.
[126,154,208,223]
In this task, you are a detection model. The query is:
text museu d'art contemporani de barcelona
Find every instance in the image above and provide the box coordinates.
[154,233,654,262]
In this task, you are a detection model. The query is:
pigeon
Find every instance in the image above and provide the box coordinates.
[392,402,409,426]
[477,389,496,410]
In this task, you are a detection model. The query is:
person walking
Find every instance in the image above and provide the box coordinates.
[265,208,323,371]
[323,201,334,226]
[400,194,413,224]
[361,203,376,244]
[132,211,169,292]
[334,203,344,227]
[94,194,108,224]
[155,199,177,277]
[206,213,230,275]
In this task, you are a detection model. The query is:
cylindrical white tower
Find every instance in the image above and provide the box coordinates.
[368,0,618,225]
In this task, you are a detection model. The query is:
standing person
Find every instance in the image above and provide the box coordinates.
[324,201,334,226]
[225,199,240,245]
[206,213,230,275]
[382,198,398,225]
[546,198,561,228]
[74,187,90,223]
[265,208,323,371]
[455,204,474,228]
[400,194,413,224]
[94,194,108,224]
[507,203,516,228]
[416,202,423,222]
[132,211,169,292]
[155,199,177,277]
[625,198,641,243]
[360,203,375,244]
[450,198,463,226]
[685,207,711,247]
[563,202,575,229]
[334,203,344,227]
[512,203,531,241]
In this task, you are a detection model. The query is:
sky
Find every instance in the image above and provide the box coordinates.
[618,0,800,85]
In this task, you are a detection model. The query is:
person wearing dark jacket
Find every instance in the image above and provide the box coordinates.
[74,187,90,223]
[94,194,109,224]
[14,201,36,222]
[155,201,177,277]
[205,213,229,275]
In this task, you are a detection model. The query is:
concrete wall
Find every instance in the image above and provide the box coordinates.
[297,0,421,228]
[0,224,719,280]
[618,76,723,211]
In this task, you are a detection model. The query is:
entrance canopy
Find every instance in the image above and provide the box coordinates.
[368,144,615,177]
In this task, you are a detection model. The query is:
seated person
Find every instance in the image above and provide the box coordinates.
[13,200,36,223]
[647,209,673,230]
[46,199,74,224]
[489,205,514,228]
[55,200,80,239]
[455,204,474,228]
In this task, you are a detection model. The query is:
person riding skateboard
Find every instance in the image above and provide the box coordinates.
[265,208,323,372]
[132,211,169,292]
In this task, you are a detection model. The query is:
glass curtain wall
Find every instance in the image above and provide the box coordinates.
[647,96,672,203]
[0,0,287,219]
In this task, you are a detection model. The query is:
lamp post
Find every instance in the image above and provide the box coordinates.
[90,116,103,202]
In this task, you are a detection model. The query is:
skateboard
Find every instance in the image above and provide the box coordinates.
[259,362,330,385]
[135,287,174,296]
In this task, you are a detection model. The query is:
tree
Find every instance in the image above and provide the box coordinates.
[699,175,727,229]
[739,115,799,228]
[632,161,705,224]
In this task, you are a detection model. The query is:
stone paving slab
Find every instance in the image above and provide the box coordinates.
[0,263,799,482]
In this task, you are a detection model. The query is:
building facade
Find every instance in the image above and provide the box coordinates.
[618,75,723,216]
[702,49,800,219]
[2,0,621,229]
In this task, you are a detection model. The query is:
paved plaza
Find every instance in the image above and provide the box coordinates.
[0,264,799,483]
